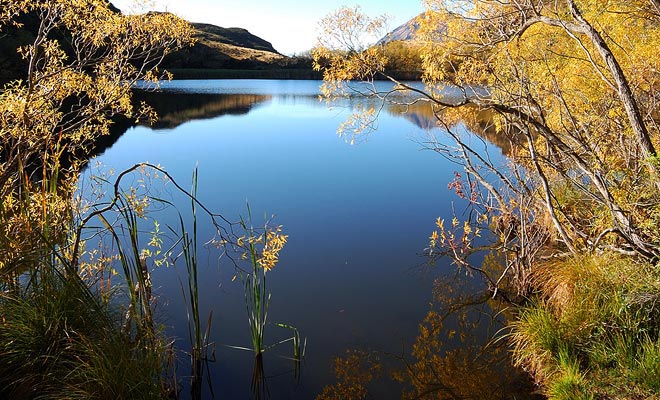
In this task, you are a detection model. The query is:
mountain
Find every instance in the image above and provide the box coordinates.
[378,15,423,45]
[162,22,288,70]
[0,5,301,82]
[192,24,278,54]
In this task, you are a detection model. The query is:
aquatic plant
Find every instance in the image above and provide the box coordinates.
[236,209,290,356]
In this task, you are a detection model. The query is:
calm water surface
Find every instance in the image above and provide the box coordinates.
[81,80,535,399]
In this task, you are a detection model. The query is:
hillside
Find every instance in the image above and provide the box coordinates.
[162,23,290,70]
[192,24,278,54]
[378,15,422,45]
[0,5,304,82]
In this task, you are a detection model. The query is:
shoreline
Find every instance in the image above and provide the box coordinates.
[167,68,421,81]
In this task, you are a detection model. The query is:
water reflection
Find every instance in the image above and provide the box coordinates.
[80,80,534,399]
[132,91,272,130]
[394,272,541,399]
[385,102,521,157]
[97,85,513,159]
[318,271,542,399]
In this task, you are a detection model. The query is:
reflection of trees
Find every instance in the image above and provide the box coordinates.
[386,102,522,157]
[393,270,542,400]
[317,265,542,400]
[316,350,382,400]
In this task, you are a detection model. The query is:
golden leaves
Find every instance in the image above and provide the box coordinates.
[312,6,389,102]
[0,0,194,159]
[260,226,288,272]
[0,0,194,271]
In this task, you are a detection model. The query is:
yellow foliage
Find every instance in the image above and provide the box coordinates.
[0,0,194,272]
[260,226,288,271]
[316,0,660,262]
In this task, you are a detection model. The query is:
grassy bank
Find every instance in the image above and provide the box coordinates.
[510,254,660,399]
[0,266,167,399]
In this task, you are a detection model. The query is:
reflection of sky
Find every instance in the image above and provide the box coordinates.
[80,80,508,399]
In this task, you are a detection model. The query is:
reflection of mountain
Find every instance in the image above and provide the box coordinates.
[86,92,271,160]
[386,102,520,156]
[132,91,272,129]
[387,102,439,130]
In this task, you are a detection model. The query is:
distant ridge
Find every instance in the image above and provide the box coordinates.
[190,23,279,54]
[378,15,423,45]
[0,3,316,81]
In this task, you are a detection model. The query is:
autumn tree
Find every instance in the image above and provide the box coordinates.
[313,1,660,293]
[0,1,198,397]
[0,0,193,271]
[381,40,423,79]
[314,2,660,396]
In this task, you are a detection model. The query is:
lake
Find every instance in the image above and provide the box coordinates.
[80,79,539,399]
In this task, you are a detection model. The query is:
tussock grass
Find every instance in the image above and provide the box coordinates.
[547,348,593,400]
[510,253,660,399]
[0,269,165,399]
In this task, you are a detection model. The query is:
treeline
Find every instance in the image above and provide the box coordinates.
[381,40,423,80]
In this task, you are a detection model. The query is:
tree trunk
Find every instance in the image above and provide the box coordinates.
[567,0,658,163]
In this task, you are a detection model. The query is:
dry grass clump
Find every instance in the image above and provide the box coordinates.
[509,253,660,399]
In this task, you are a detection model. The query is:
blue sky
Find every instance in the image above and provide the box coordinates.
[112,0,424,55]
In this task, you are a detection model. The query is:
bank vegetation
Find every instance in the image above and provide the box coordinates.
[313,1,660,398]
[0,1,197,398]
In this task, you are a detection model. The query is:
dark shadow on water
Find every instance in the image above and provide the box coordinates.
[132,91,272,130]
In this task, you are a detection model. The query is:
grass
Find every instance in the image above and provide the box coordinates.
[91,164,220,398]
[0,266,165,399]
[0,151,304,398]
[509,253,660,399]
[231,208,305,372]
[0,164,220,399]
[175,168,215,399]
[0,162,167,397]
[547,348,593,400]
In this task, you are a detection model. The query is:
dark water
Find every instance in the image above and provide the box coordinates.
[80,80,539,399]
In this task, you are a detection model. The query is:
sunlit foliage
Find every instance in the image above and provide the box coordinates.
[314,0,660,272]
[0,1,194,396]
[0,0,193,272]
[315,0,660,396]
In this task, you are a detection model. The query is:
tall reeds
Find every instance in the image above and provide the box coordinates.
[176,168,215,399]
[1,161,303,398]
[235,210,302,357]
